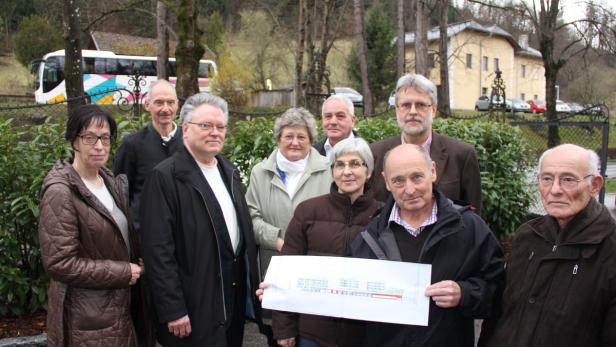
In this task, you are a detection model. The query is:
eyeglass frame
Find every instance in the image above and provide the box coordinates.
[332,159,367,171]
[396,101,433,113]
[78,133,113,146]
[187,121,227,132]
[537,174,595,190]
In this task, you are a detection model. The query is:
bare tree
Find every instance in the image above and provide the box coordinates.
[438,0,451,116]
[353,0,374,115]
[397,0,406,77]
[156,0,169,80]
[63,0,85,113]
[415,0,429,75]
[294,0,306,107]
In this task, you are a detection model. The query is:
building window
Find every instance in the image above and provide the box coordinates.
[466,53,473,68]
[521,93,525,100]
[428,53,436,68]
[494,58,500,72]
[482,56,488,71]
[521,65,526,78]
[482,87,488,95]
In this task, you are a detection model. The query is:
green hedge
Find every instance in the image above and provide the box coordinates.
[225,116,534,240]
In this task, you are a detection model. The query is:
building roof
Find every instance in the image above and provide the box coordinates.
[88,31,215,59]
[403,20,542,59]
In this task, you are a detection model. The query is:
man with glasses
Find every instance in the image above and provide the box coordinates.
[351,144,504,347]
[368,74,482,214]
[113,79,182,231]
[139,93,266,346]
[479,144,616,347]
[314,94,358,159]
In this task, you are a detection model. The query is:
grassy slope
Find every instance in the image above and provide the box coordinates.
[0,55,32,95]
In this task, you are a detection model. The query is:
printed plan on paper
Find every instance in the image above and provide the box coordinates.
[262,255,432,326]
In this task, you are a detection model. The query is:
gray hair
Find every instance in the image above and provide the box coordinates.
[538,144,600,176]
[383,144,432,173]
[330,137,374,176]
[147,79,177,100]
[274,107,318,144]
[180,93,229,124]
[322,94,355,117]
[395,74,437,106]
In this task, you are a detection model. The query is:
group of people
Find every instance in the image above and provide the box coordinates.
[36,74,615,347]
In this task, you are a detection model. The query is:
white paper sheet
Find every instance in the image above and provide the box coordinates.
[262,255,432,326]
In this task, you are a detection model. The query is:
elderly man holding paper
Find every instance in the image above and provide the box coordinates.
[350,144,504,347]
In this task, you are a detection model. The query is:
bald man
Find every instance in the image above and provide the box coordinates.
[479,144,616,347]
[351,144,503,347]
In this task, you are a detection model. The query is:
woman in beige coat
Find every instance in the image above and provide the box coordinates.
[246,107,332,275]
[38,105,144,347]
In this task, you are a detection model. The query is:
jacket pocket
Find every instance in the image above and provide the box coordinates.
[68,287,124,331]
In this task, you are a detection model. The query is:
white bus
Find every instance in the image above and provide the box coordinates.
[33,49,217,104]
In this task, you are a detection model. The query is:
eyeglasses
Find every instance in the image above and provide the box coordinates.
[332,160,366,171]
[396,101,433,113]
[78,133,112,145]
[187,122,227,132]
[538,174,594,190]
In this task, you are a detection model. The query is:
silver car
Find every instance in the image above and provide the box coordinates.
[333,87,363,107]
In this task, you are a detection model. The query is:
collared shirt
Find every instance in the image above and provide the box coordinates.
[160,122,178,142]
[323,131,355,159]
[401,131,432,152]
[388,199,438,237]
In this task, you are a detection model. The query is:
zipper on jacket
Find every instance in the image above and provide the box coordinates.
[192,184,228,322]
[528,251,534,261]
[572,264,578,275]
[552,245,557,252]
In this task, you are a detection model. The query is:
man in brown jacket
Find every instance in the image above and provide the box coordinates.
[368,74,482,214]
[479,144,616,347]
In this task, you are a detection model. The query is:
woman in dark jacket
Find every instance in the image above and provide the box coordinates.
[271,137,381,347]
[38,105,144,347]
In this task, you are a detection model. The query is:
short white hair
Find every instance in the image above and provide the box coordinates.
[147,79,177,100]
[538,144,600,176]
[330,137,374,176]
[322,94,355,117]
[180,93,229,124]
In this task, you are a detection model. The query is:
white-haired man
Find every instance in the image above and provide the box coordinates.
[314,94,357,159]
[480,144,616,347]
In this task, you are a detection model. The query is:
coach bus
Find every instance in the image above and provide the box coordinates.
[32,49,217,104]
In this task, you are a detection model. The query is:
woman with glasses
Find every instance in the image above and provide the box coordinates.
[246,108,332,276]
[271,137,381,347]
[38,104,146,347]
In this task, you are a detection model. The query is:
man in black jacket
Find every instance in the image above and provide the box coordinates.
[113,79,182,230]
[140,93,264,346]
[350,144,504,347]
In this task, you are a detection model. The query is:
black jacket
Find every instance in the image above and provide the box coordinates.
[139,146,263,347]
[113,123,183,229]
[313,130,359,157]
[350,187,504,347]
[479,198,616,347]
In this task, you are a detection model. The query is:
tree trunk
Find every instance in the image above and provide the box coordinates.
[294,0,306,107]
[353,0,374,116]
[397,0,406,77]
[63,0,85,113]
[175,0,204,103]
[415,0,429,76]
[438,0,451,117]
[156,0,169,80]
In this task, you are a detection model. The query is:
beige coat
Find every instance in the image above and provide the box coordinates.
[245,148,332,274]
[38,160,137,347]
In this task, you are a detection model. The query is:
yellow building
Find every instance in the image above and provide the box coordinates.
[404,20,545,110]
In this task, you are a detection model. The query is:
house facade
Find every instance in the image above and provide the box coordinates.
[404,21,545,110]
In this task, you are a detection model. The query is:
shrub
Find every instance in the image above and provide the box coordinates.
[13,15,62,67]
[226,116,533,240]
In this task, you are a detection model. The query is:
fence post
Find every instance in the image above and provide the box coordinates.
[128,72,146,118]
[599,107,610,204]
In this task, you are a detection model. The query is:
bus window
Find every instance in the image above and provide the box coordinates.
[133,60,156,76]
[84,57,96,74]
[42,56,64,93]
[117,59,133,75]
[168,61,177,77]
[198,62,209,78]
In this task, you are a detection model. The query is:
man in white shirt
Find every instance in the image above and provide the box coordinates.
[314,94,357,159]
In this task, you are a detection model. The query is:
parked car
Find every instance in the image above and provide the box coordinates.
[584,104,602,116]
[475,95,506,111]
[508,98,531,113]
[333,87,363,107]
[555,99,571,113]
[568,102,584,113]
[388,90,396,109]
[527,99,546,114]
